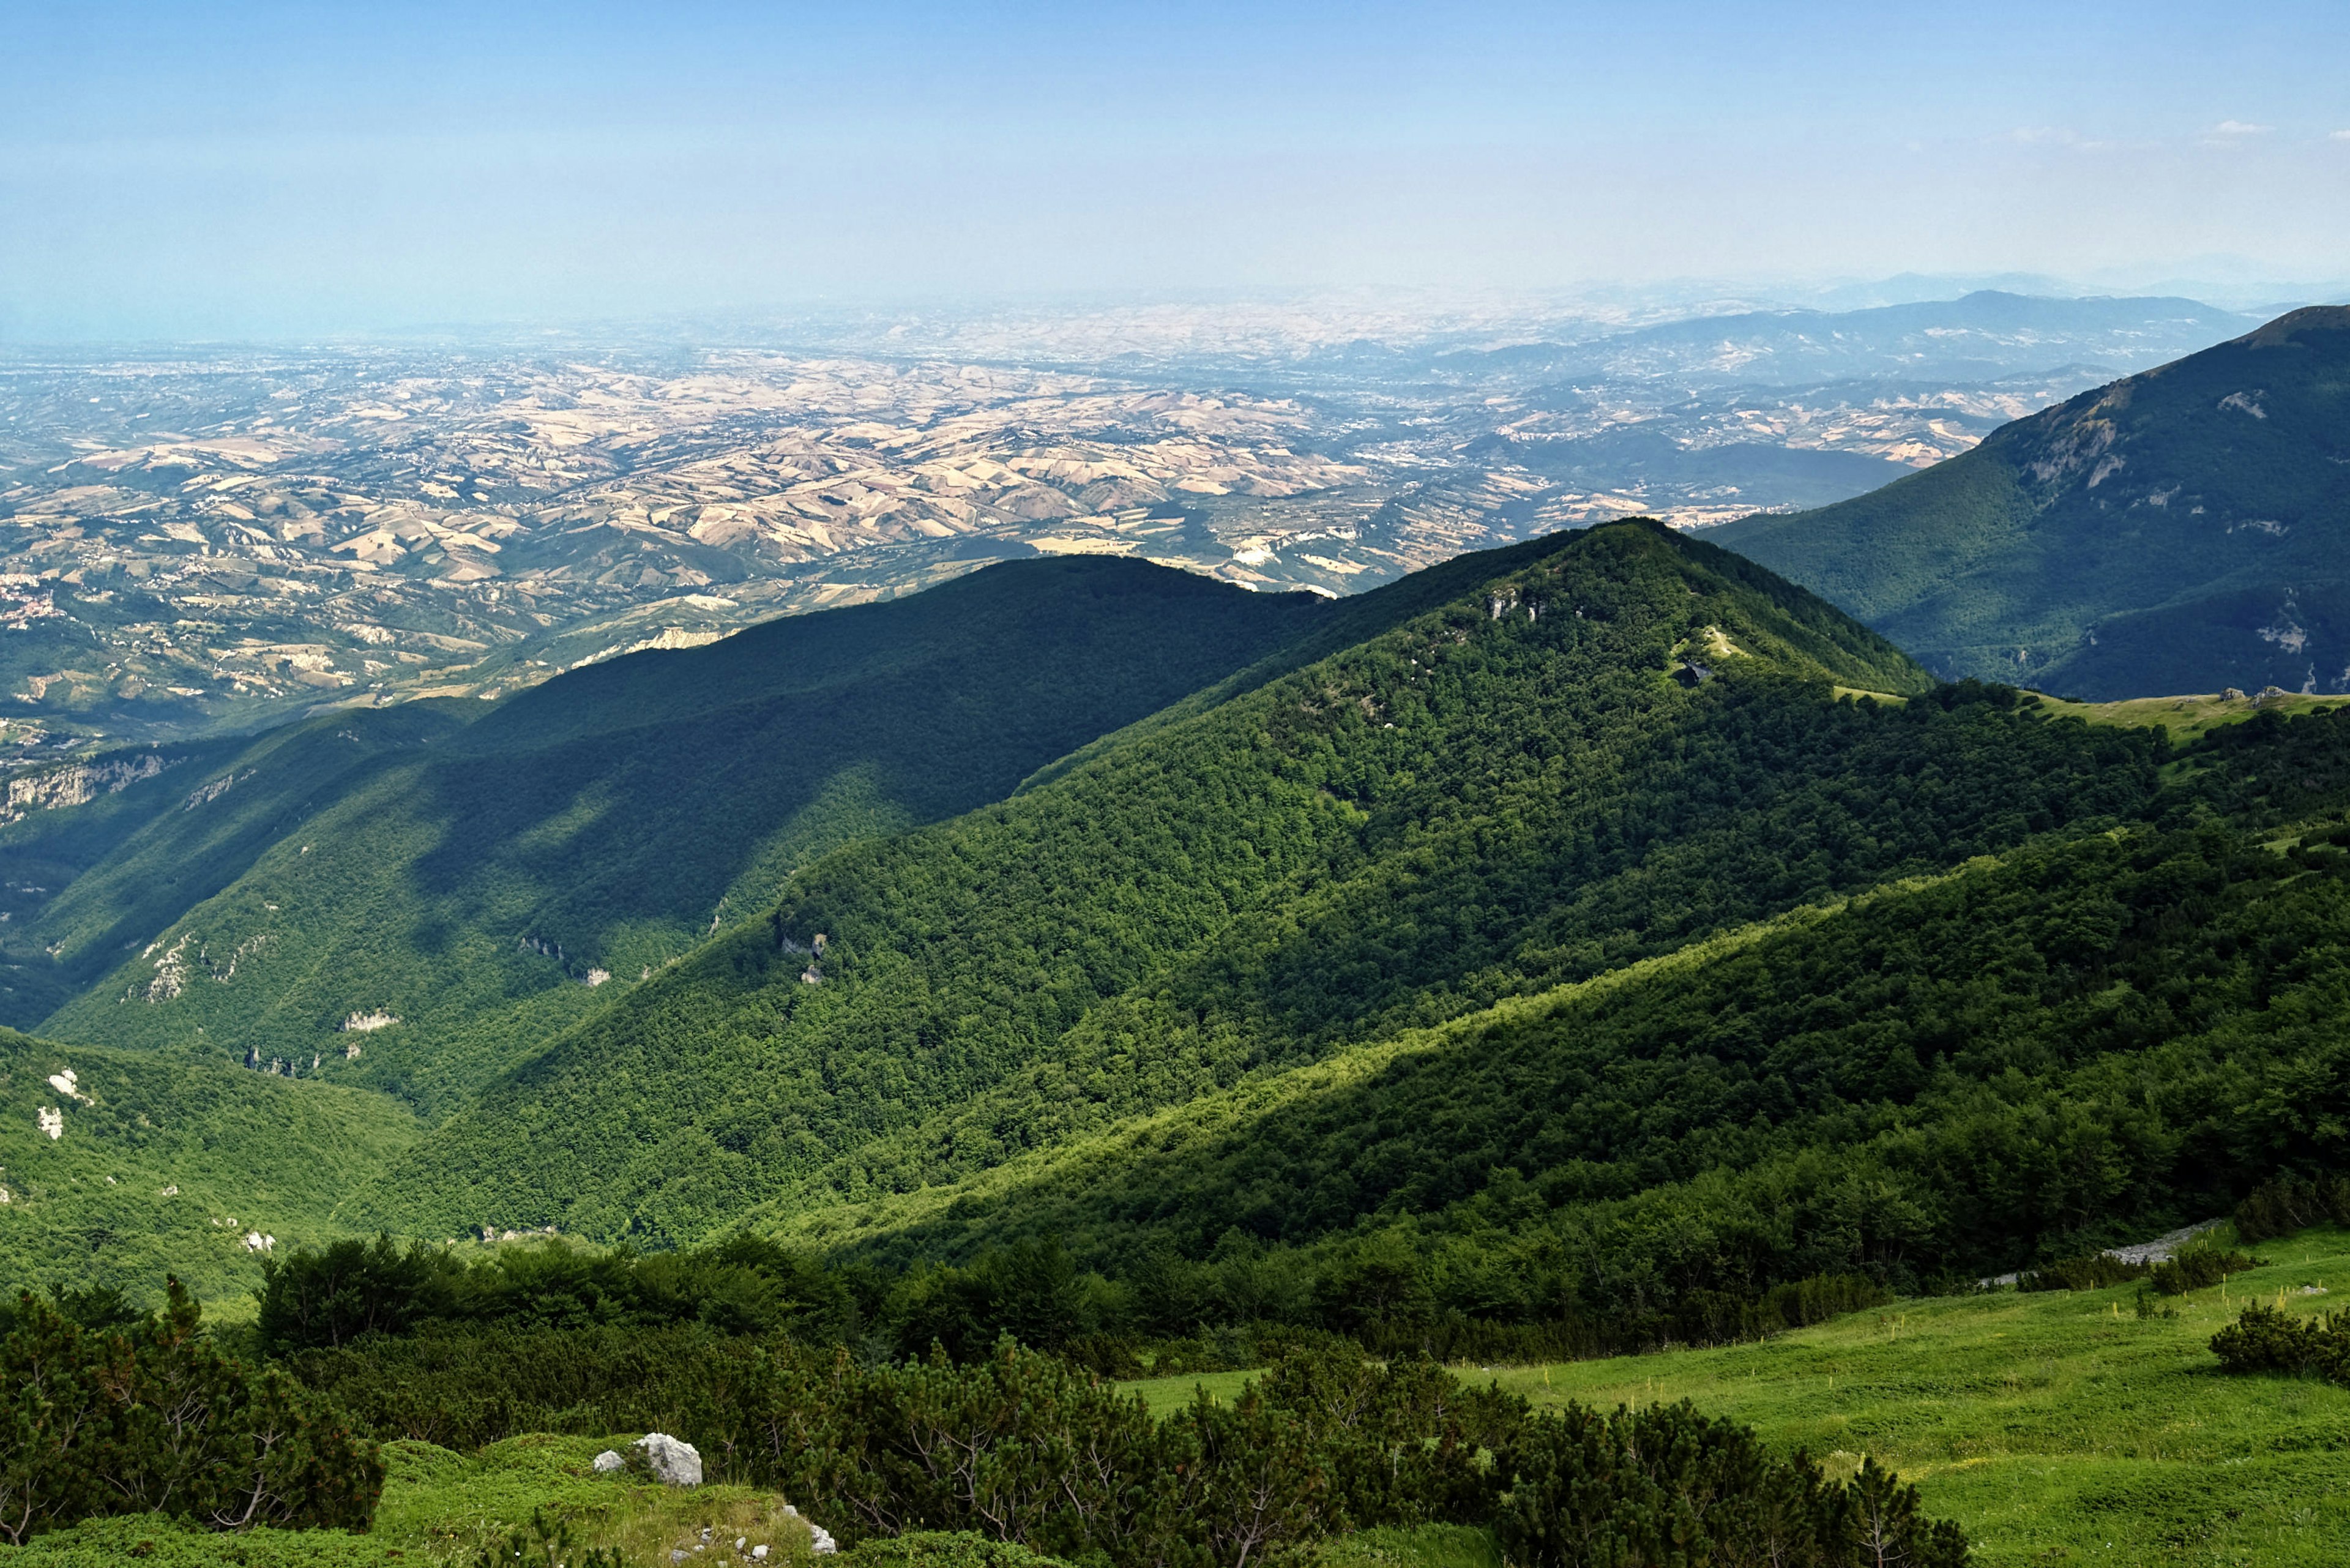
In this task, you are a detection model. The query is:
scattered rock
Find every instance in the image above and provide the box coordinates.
[2221,687,2248,701]
[37,1107,62,1141]
[633,1432,703,1486]
[592,1449,625,1473]
[1979,1217,2224,1286]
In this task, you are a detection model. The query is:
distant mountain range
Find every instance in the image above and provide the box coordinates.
[1442,291,2258,387]
[1712,305,2350,699]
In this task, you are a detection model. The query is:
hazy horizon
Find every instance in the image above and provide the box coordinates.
[6,0,2348,342]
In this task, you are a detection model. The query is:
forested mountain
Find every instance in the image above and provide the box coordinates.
[1713,305,2350,699]
[348,519,2191,1245]
[13,509,2350,1364]
[22,558,1328,1114]
[765,706,2350,1339]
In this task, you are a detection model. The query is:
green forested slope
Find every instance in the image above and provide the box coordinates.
[0,1025,420,1304]
[1714,305,2350,699]
[30,558,1326,1114]
[0,707,469,1025]
[349,521,2193,1245]
[720,706,2350,1354]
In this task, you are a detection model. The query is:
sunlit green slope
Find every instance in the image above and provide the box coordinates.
[1125,1224,2350,1566]
[754,706,2350,1318]
[0,1025,420,1305]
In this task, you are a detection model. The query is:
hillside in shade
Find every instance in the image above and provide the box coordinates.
[1712,306,2350,699]
[22,557,1329,1115]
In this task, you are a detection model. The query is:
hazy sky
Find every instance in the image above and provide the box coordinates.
[4,0,2346,338]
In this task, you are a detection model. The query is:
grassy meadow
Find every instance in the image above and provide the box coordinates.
[2036,690,2350,741]
[1127,1223,2350,1566]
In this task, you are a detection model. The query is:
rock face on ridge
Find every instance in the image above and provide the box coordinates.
[1712,306,2350,700]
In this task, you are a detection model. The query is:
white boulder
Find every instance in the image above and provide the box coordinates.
[592,1449,625,1473]
[633,1432,703,1486]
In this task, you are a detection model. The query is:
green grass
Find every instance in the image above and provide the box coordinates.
[1125,1223,2350,1565]
[2033,690,2350,741]
[371,1433,824,1566]
[0,1433,829,1566]
[1313,1525,1502,1568]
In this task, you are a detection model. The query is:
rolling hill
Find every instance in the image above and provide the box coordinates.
[761,714,2350,1323]
[1712,305,2350,698]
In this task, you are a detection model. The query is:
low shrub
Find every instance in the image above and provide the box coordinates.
[0,1282,381,1546]
[2210,1303,2350,1381]
[2234,1175,2350,1243]
[846,1534,1076,1568]
[0,1514,392,1565]
[289,1328,1969,1568]
[1490,1400,1967,1568]
[463,1509,625,1568]
[2150,1247,2259,1296]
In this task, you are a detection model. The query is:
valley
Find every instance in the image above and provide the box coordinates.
[0,289,2254,754]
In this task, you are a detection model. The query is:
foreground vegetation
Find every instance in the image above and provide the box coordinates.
[1120,1222,2350,1564]
[3,1280,1968,1566]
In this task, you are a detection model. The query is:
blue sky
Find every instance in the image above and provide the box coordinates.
[4,1,2345,337]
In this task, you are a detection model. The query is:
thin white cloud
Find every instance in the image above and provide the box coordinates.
[2332,129,2350,141]
[2210,120,2273,136]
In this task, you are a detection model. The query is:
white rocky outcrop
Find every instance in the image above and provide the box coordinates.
[3,753,175,824]
[37,1107,62,1141]
[592,1449,625,1473]
[632,1432,702,1486]
[341,1010,398,1032]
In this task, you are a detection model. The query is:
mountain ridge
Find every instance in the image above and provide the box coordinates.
[27,557,1331,1116]
[328,521,2182,1245]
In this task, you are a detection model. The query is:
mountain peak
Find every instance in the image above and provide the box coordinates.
[2234,302,2350,349]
